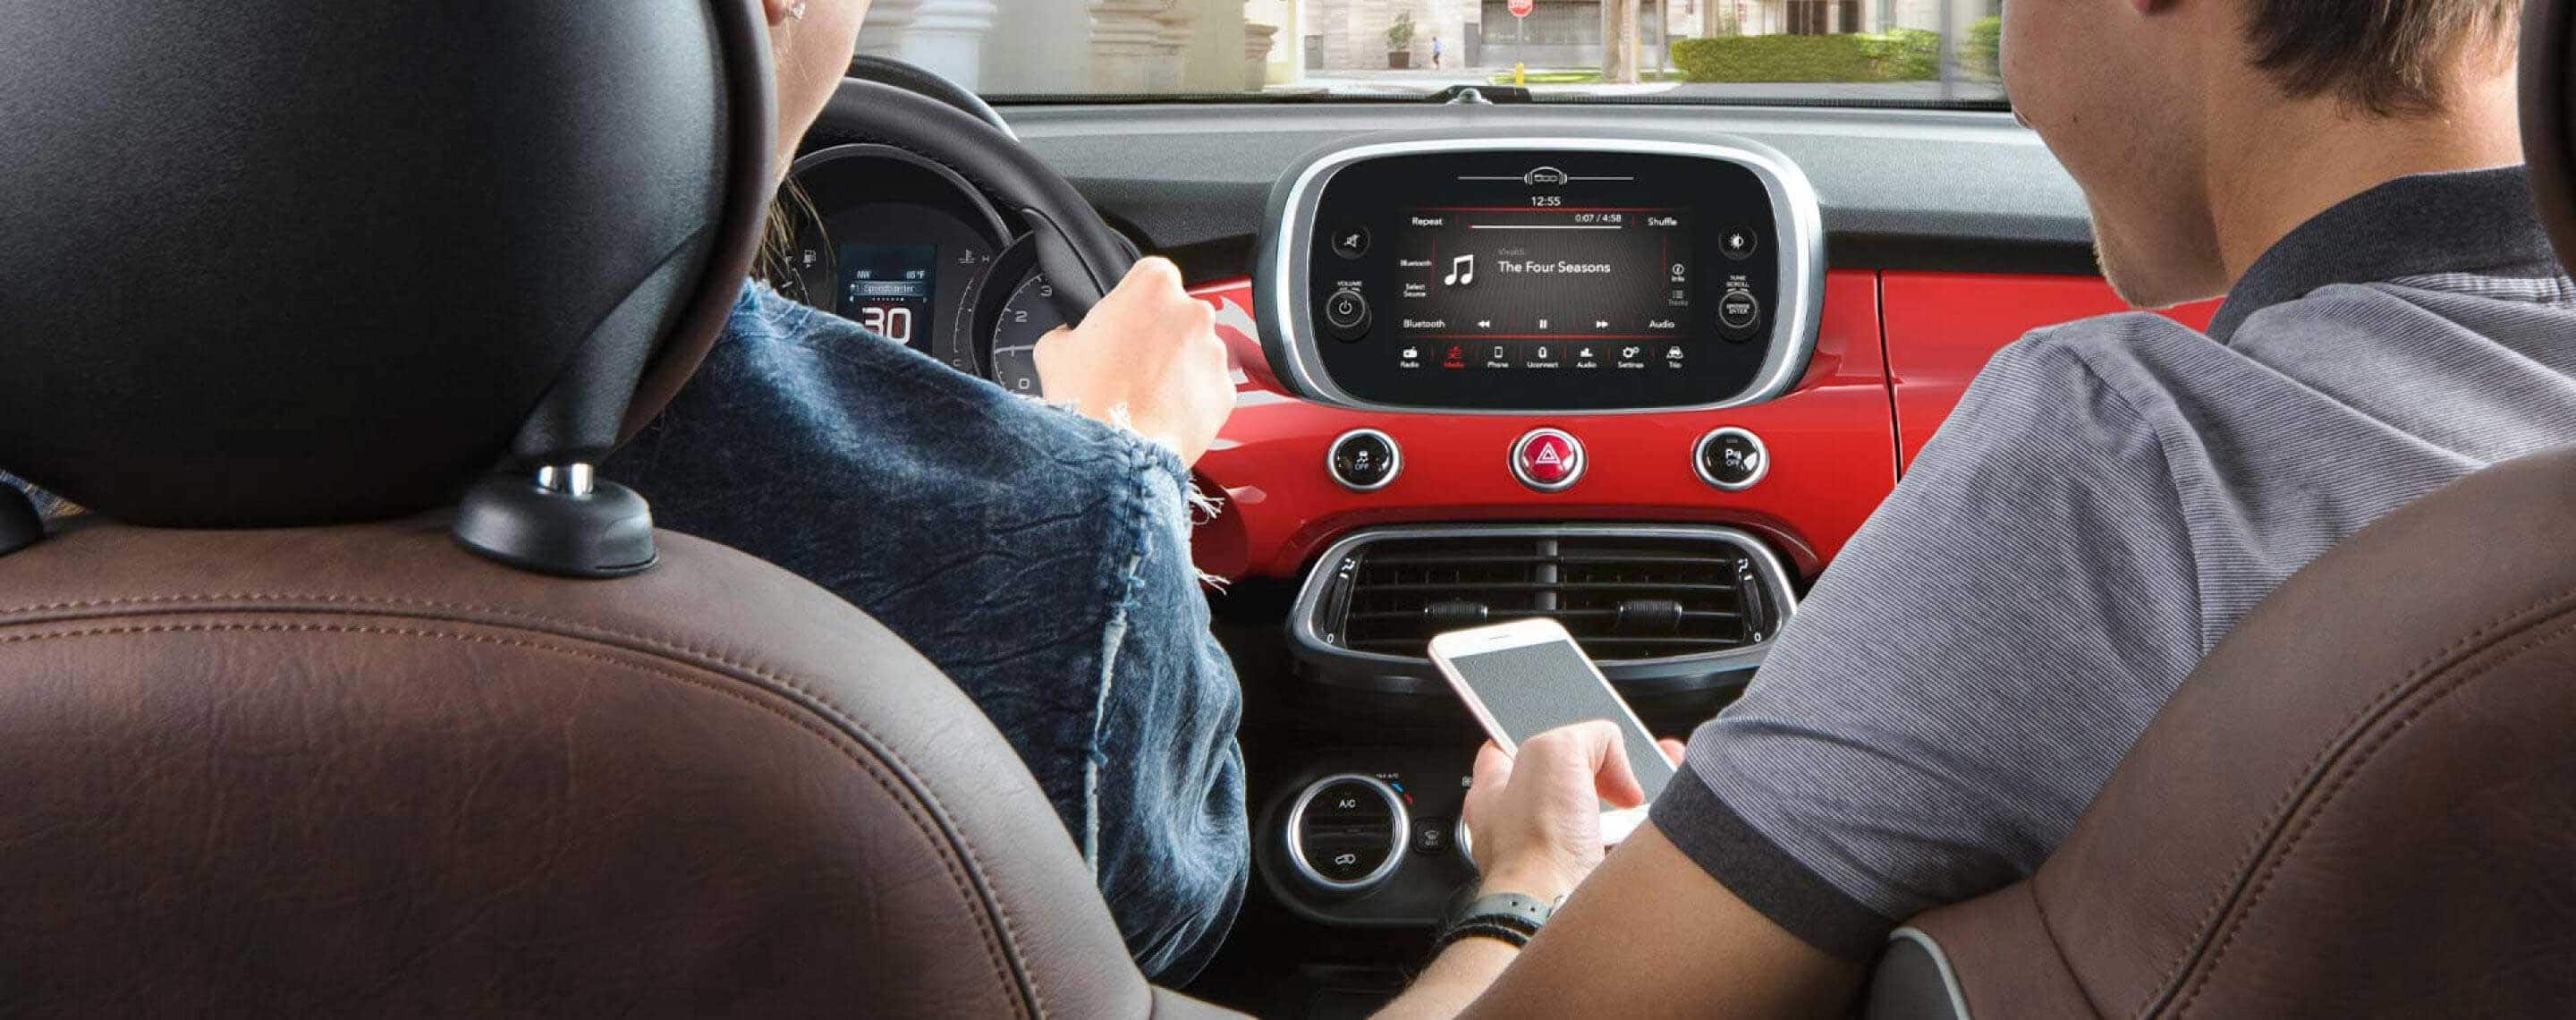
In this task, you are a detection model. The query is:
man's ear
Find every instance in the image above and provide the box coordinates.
[759,0,793,25]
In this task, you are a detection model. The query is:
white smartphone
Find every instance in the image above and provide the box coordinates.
[1427,618,1675,845]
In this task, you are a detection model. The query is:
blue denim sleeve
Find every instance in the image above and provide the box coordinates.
[0,471,70,518]
[1089,448,1248,984]
[606,285,1246,983]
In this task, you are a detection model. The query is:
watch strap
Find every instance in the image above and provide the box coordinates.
[1445,891,1556,939]
[1433,920,1533,953]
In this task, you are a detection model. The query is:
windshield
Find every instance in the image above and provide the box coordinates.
[865,0,2006,105]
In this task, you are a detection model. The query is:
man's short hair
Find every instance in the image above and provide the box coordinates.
[2245,0,2517,115]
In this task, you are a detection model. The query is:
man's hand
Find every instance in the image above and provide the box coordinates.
[1376,724,1687,1019]
[1462,723,1687,905]
[1033,257,1233,466]
[1381,727,1858,1019]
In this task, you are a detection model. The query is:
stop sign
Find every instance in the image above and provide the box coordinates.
[1509,0,1533,18]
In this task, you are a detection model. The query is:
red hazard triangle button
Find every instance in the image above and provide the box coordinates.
[1512,429,1584,491]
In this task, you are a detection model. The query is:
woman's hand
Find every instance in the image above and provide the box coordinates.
[1034,257,1234,467]
[1462,722,1688,905]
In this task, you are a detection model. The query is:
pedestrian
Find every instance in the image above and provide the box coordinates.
[1432,34,1444,68]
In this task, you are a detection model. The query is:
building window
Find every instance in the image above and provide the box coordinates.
[1786,0,1862,33]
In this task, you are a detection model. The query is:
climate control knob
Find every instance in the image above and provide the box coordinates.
[1285,774,1410,893]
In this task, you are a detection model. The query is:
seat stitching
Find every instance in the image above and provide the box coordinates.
[0,619,1034,1020]
[2168,611,2576,1017]
[2023,876,2111,1017]
[2131,582,2576,1018]
[4,590,1060,1012]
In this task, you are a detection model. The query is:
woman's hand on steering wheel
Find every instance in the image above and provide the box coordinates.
[1034,258,1233,468]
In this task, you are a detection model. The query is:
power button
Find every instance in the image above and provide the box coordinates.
[1324,289,1371,342]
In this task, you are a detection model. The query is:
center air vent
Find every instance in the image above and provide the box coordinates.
[1298,526,1794,663]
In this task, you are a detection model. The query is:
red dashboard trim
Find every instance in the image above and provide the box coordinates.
[1190,271,1894,582]
[1880,272,2218,468]
[1189,271,2229,587]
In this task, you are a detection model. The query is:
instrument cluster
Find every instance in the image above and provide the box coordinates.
[767,144,1063,396]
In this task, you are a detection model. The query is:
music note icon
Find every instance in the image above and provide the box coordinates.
[1443,253,1475,287]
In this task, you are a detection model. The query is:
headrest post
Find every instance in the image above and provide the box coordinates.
[452,466,657,580]
[537,463,598,497]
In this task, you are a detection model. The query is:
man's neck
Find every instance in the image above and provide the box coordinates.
[2201,70,2523,286]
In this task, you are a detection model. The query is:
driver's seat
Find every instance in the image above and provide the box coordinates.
[0,3,1224,1015]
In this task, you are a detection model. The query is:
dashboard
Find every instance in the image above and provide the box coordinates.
[782,92,2223,1014]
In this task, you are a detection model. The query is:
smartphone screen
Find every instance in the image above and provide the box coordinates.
[1443,637,1675,802]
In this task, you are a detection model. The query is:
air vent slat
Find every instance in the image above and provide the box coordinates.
[1360,551,1734,568]
[1360,552,1561,567]
[1344,608,1619,623]
[1351,581,1744,594]
[1349,639,1439,654]
[1570,637,1746,649]
[1318,531,1784,663]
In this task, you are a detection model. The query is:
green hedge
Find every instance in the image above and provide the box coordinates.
[1866,28,1939,81]
[1674,30,1938,84]
[1965,16,2002,81]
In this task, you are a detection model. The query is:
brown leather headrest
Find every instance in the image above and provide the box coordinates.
[2523,0,2576,273]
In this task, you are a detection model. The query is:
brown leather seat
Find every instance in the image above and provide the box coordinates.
[0,518,1228,1016]
[0,2,1235,1015]
[1865,1,2576,1014]
[1865,445,2576,1018]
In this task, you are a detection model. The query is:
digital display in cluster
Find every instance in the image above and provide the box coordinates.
[839,242,938,346]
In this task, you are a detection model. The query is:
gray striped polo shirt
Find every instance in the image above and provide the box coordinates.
[1648,166,2576,959]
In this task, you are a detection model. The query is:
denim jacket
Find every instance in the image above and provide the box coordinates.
[606,284,1246,982]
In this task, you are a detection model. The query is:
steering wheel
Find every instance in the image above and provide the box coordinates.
[816,80,1134,322]
[846,55,1016,138]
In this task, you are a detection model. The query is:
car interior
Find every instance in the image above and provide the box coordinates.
[4,0,2575,1016]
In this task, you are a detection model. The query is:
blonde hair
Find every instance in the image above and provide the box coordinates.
[755,176,825,285]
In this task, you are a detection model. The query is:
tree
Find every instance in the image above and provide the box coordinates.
[1603,0,1640,81]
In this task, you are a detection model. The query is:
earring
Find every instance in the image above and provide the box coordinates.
[787,1,809,18]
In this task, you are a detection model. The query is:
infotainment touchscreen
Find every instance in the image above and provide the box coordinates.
[1286,146,1806,412]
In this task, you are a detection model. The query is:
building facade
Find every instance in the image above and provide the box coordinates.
[849,0,1997,95]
